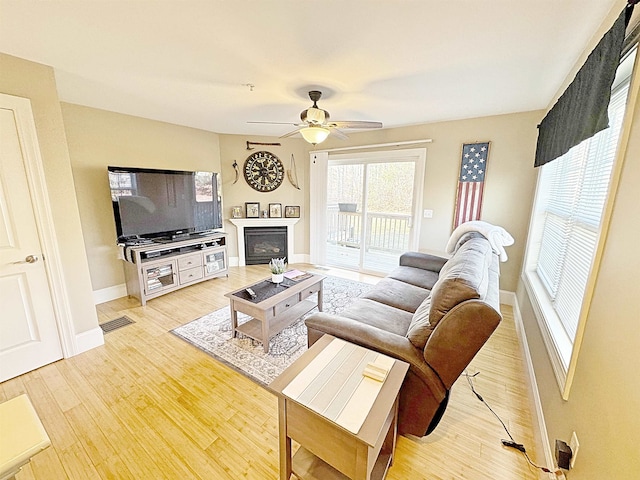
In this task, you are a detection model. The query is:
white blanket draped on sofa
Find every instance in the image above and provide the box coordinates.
[445,220,514,262]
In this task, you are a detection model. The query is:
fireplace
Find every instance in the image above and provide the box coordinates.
[229,218,300,266]
[244,226,288,265]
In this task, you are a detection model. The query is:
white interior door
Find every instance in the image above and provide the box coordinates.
[0,102,63,382]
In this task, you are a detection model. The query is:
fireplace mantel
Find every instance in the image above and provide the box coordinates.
[230,218,300,266]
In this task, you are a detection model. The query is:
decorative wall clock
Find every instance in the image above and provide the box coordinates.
[243,151,285,192]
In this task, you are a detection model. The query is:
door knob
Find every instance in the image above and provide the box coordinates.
[13,255,40,264]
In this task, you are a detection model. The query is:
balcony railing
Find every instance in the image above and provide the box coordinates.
[327,209,411,253]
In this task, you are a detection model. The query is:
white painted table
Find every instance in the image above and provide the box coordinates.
[0,394,50,480]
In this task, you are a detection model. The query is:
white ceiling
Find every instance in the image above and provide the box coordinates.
[0,1,619,137]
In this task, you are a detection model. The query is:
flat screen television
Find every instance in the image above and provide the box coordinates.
[108,166,223,242]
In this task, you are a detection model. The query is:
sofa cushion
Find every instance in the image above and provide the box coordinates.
[429,238,492,327]
[341,298,413,336]
[406,295,432,349]
[388,265,440,290]
[361,277,429,313]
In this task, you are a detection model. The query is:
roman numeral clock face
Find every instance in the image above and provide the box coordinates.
[243,151,285,192]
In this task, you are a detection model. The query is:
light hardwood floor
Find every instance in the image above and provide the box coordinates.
[2,264,544,479]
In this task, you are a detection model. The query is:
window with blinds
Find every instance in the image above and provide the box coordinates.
[525,49,635,382]
[535,82,629,339]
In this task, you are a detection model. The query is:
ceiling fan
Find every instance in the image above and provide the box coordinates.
[249,90,383,145]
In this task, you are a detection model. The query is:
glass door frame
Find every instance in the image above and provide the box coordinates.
[310,148,426,273]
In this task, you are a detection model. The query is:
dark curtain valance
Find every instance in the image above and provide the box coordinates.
[534,5,633,167]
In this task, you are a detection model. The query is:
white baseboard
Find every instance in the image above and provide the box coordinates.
[509,293,556,476]
[73,326,104,355]
[93,283,127,305]
[499,289,516,306]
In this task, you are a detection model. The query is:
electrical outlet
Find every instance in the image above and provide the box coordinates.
[569,431,579,469]
[423,209,433,218]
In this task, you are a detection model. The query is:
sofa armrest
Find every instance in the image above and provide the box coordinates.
[399,251,448,273]
[305,313,447,401]
[423,300,501,389]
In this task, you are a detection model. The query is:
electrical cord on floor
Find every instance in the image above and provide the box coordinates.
[463,370,566,479]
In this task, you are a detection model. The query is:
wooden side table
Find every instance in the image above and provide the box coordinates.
[270,335,409,480]
[0,394,51,480]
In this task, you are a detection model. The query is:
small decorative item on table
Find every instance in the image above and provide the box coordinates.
[245,202,260,218]
[269,257,286,284]
[283,269,313,282]
[284,205,300,218]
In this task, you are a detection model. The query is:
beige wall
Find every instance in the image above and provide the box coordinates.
[60,103,222,291]
[313,111,541,291]
[517,87,640,479]
[218,135,310,261]
[0,53,98,335]
[516,1,640,477]
[63,105,540,293]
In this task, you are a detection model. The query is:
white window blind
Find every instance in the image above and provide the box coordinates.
[532,78,630,341]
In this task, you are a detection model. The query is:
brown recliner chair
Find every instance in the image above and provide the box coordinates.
[305,234,502,436]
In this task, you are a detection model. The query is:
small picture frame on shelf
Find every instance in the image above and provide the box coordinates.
[245,202,260,218]
[269,203,282,218]
[231,206,243,218]
[285,205,300,218]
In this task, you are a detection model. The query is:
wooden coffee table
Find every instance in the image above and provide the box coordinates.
[225,273,325,353]
[270,335,409,480]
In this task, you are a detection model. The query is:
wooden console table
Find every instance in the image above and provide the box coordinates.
[270,335,409,480]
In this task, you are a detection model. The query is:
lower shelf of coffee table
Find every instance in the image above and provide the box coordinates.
[235,299,317,342]
[292,446,393,480]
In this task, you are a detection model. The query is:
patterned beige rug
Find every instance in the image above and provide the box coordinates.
[171,276,373,385]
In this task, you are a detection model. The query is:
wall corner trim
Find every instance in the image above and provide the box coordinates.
[74,326,104,355]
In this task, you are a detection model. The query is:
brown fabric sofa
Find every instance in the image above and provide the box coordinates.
[305,232,502,437]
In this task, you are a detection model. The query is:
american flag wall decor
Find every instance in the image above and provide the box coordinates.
[453,142,490,229]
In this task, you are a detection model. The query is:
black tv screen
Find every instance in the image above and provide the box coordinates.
[108,166,222,242]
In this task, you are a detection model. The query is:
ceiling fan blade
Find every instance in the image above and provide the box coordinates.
[247,121,301,126]
[329,128,349,140]
[279,128,302,139]
[330,120,383,129]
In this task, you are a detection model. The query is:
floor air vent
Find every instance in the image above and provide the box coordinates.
[100,316,135,333]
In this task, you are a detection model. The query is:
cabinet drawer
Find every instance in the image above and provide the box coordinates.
[178,253,202,271]
[274,295,300,316]
[179,266,203,284]
[300,282,321,300]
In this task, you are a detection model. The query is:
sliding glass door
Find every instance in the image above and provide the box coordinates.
[311,149,425,275]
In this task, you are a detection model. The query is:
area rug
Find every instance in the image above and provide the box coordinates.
[171,275,373,386]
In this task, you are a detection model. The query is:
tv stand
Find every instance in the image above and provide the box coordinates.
[120,232,228,306]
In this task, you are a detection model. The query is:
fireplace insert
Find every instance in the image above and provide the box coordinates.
[244,226,288,265]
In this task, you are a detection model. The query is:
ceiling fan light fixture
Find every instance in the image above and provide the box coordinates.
[300,126,330,145]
